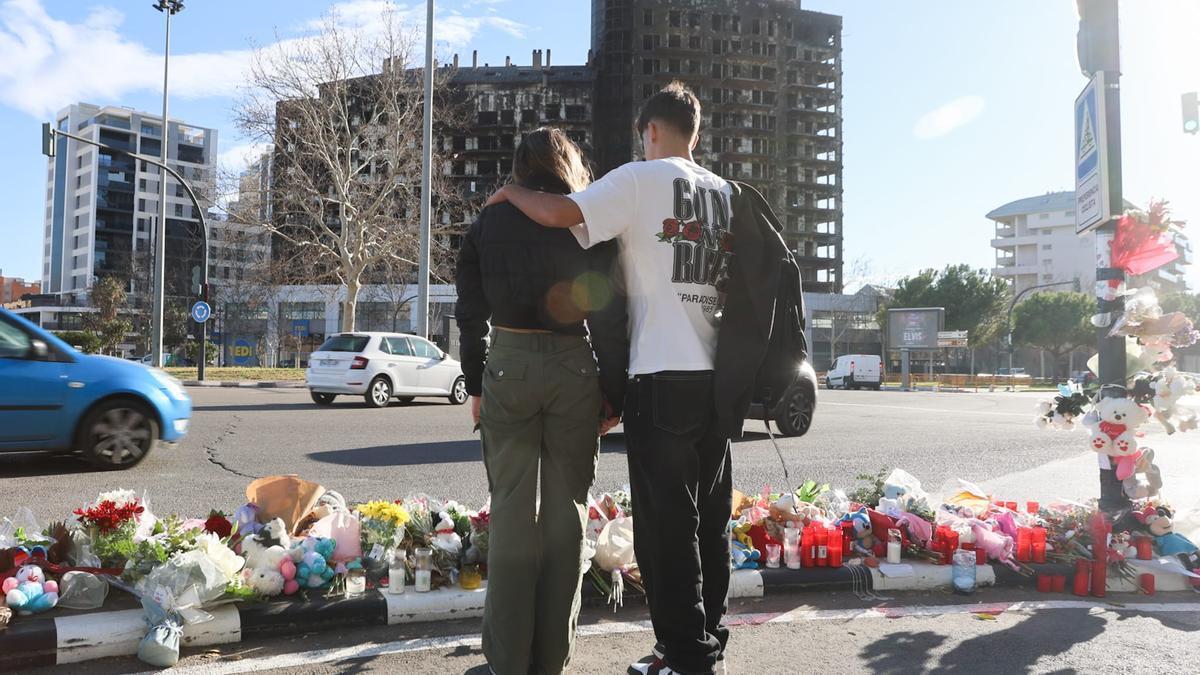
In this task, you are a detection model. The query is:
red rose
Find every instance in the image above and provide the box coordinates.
[205,512,233,539]
[662,218,681,238]
[683,221,703,242]
[721,232,735,252]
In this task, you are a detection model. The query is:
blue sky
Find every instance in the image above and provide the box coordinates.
[1,0,1197,289]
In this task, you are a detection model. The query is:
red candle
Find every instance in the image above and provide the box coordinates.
[975,546,987,565]
[1052,574,1067,593]
[1135,536,1154,561]
[1031,527,1047,564]
[1016,528,1032,562]
[1073,560,1091,596]
[1027,501,1040,514]
[801,526,814,568]
[840,522,854,557]
[1005,501,1018,511]
[943,531,959,565]
[815,527,829,567]
[827,527,843,567]
[1036,574,1053,593]
[1140,573,1156,595]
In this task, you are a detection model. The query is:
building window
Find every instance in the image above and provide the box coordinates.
[643,58,659,75]
[668,34,681,48]
[1042,244,1052,250]
[752,19,760,35]
[643,34,654,50]
[668,58,680,73]
[711,14,721,31]
[669,10,681,27]
[688,12,700,28]
[689,35,701,49]
[642,83,654,98]
[643,8,652,26]
[1039,213,1050,219]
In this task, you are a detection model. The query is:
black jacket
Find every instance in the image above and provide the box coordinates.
[455,202,629,414]
[714,181,792,439]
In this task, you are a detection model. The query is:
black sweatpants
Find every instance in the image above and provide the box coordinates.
[624,371,732,675]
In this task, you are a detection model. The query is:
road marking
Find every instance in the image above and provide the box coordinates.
[140,601,1200,674]
[822,401,1031,417]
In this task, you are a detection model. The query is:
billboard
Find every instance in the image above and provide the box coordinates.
[887,308,944,350]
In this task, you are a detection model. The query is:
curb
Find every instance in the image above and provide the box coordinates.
[182,381,306,389]
[992,561,1198,593]
[2,562,1192,668]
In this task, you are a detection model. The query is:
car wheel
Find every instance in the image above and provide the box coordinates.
[364,377,392,408]
[825,377,833,389]
[78,399,159,469]
[311,392,336,406]
[396,396,415,405]
[448,377,468,405]
[773,386,813,437]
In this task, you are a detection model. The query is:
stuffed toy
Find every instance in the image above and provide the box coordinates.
[232,503,264,541]
[746,523,779,556]
[290,537,337,589]
[1136,506,1200,570]
[1151,367,1197,433]
[244,545,299,596]
[730,540,760,570]
[1122,447,1163,501]
[1036,391,1091,430]
[970,521,1017,571]
[433,513,463,558]
[768,494,804,527]
[3,564,59,615]
[1083,397,1151,479]
[242,517,292,570]
[841,509,875,555]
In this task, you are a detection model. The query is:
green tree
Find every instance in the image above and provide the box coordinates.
[1161,292,1200,325]
[183,339,219,366]
[54,330,101,354]
[879,264,1011,347]
[1012,291,1096,377]
[82,277,132,355]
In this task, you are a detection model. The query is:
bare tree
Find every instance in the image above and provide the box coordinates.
[234,6,463,333]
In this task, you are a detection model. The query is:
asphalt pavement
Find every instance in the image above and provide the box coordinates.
[0,387,1090,522]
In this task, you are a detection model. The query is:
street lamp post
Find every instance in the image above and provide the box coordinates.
[1005,280,1076,390]
[151,0,184,370]
[415,0,434,338]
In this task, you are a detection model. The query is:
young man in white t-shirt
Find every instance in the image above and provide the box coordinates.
[485,82,733,675]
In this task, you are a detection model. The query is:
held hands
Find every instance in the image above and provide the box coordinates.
[599,400,620,437]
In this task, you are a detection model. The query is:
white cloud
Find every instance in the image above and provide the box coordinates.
[913,95,985,140]
[0,0,248,117]
[0,0,527,120]
[218,142,272,174]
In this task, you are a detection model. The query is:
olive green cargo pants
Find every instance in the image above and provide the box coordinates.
[480,332,603,675]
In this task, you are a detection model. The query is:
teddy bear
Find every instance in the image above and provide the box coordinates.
[1082,397,1151,480]
[3,564,59,615]
[432,513,462,558]
[1121,447,1163,501]
[241,517,292,570]
[290,537,337,589]
[244,545,300,596]
[730,540,760,570]
[970,520,1016,571]
[1136,506,1200,573]
[841,509,875,556]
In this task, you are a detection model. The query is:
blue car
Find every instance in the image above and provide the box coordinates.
[0,308,191,469]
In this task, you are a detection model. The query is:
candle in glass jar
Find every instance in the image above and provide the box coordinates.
[1031,527,1047,564]
[886,528,902,564]
[1073,560,1090,596]
[415,547,434,593]
[765,543,782,569]
[784,527,802,570]
[1135,535,1154,561]
[388,549,406,595]
[345,569,366,597]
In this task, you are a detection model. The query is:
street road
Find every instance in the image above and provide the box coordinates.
[0,387,1090,522]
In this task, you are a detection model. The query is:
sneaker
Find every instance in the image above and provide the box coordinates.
[628,657,682,675]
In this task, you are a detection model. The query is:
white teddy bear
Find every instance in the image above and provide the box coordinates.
[1082,397,1151,480]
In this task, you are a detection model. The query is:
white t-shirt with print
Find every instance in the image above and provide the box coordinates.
[569,157,734,375]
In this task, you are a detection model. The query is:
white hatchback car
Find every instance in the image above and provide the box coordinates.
[305,332,468,408]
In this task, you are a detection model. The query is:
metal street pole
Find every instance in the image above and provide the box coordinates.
[415,0,434,338]
[1005,280,1076,390]
[151,0,182,369]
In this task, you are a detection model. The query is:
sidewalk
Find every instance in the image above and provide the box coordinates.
[5,560,1193,670]
[182,380,306,388]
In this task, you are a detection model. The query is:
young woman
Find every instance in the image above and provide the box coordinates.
[455,128,628,675]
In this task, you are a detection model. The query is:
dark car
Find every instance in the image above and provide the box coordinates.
[746,358,818,437]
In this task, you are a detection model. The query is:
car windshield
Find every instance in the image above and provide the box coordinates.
[317,335,369,353]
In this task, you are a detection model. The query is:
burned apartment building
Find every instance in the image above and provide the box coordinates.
[271,0,844,293]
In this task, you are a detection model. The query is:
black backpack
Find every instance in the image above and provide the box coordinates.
[729,181,809,406]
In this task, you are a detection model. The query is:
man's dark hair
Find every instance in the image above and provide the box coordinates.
[636,81,701,139]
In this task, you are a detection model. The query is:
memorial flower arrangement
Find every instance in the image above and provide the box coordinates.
[355,500,411,550]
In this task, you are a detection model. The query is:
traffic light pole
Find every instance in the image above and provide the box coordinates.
[44,127,209,381]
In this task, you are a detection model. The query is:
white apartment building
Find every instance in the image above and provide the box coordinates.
[987,191,1191,297]
[41,103,218,301]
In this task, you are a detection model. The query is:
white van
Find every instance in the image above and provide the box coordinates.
[825,354,882,390]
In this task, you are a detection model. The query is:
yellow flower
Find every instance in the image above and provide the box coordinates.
[355,501,410,526]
